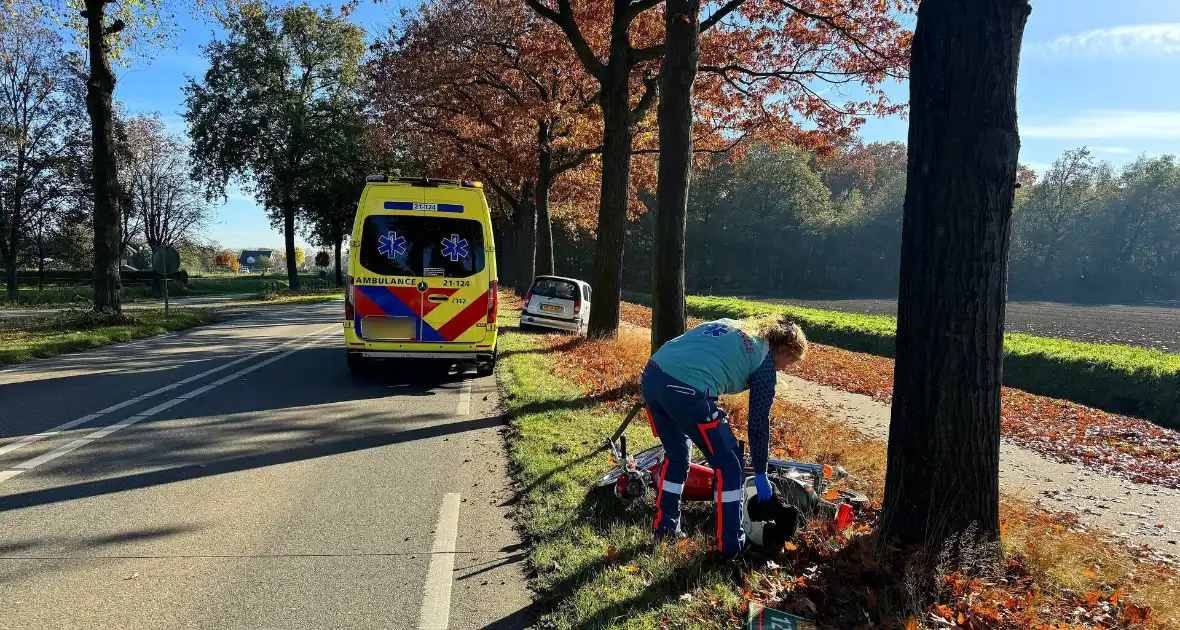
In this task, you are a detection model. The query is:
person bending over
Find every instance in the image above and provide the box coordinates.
[641,317,808,553]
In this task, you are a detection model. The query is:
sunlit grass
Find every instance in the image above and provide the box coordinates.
[499,309,740,629]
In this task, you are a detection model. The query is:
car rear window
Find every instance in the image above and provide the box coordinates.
[359,215,485,277]
[531,278,578,300]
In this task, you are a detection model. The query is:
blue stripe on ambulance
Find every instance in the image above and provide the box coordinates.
[355,286,446,341]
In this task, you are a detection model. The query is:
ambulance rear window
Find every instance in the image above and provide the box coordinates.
[359,215,485,277]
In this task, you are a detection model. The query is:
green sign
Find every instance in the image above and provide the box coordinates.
[747,603,816,630]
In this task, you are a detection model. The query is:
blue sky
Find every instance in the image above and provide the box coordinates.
[110,0,1180,249]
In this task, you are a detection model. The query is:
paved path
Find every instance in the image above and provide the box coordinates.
[0,303,533,629]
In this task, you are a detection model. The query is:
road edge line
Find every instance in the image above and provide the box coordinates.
[418,492,462,630]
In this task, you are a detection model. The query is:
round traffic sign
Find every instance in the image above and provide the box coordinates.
[153,246,180,275]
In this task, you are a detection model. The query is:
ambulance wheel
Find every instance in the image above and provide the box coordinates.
[476,357,496,377]
[346,352,370,376]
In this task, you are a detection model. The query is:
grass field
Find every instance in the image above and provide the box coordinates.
[0,309,218,367]
[628,294,1180,428]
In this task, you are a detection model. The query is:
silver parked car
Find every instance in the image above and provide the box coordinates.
[520,276,591,335]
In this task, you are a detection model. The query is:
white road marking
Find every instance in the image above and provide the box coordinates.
[418,493,462,630]
[457,380,472,416]
[0,326,337,485]
[0,323,338,459]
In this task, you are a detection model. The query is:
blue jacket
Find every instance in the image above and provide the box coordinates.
[651,319,777,474]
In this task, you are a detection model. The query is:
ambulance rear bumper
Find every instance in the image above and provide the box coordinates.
[355,350,493,362]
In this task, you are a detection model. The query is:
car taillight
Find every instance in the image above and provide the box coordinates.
[523,291,533,309]
[344,275,354,321]
[573,299,582,314]
[487,281,498,323]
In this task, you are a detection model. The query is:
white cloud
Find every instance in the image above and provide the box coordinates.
[1032,23,1180,58]
[1021,111,1180,140]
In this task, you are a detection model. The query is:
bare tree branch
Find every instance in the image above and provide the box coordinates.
[630,44,665,63]
[625,0,663,24]
[771,0,900,66]
[630,73,659,125]
[701,0,746,31]
[524,0,607,80]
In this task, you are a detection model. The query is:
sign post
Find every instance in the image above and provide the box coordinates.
[152,246,181,317]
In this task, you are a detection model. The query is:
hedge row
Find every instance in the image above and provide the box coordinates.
[626,294,1180,429]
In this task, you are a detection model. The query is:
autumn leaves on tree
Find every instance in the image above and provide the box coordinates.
[368,0,912,337]
[372,1,906,339]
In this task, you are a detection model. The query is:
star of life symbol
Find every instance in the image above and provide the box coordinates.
[377,231,407,259]
[441,234,469,262]
[701,323,730,337]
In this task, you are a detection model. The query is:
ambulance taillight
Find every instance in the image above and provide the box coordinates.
[487,281,499,323]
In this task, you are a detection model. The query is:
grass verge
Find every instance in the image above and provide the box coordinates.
[0,308,217,367]
[499,299,1177,628]
[499,310,743,629]
[627,294,1180,429]
[255,289,344,305]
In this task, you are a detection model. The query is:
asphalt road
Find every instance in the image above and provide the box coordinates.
[0,302,533,630]
[757,297,1180,351]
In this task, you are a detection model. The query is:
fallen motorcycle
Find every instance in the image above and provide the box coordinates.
[595,402,869,527]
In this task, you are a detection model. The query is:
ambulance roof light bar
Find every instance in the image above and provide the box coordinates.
[365,175,482,189]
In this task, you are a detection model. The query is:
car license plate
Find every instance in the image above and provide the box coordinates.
[541,304,562,313]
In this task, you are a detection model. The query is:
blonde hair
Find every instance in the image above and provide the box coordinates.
[741,315,808,362]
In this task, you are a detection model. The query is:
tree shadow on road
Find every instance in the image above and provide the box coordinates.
[0,414,505,513]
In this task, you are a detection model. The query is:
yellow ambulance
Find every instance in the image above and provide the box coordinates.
[344,177,499,376]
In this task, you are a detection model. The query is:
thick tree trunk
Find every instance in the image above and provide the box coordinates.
[495,213,516,288]
[880,0,1030,551]
[651,0,699,352]
[587,53,633,339]
[86,0,122,313]
[535,121,555,277]
[5,200,18,300]
[515,181,536,297]
[4,257,15,300]
[283,201,300,290]
[37,232,45,291]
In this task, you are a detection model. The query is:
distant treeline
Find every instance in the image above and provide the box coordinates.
[549,143,1179,304]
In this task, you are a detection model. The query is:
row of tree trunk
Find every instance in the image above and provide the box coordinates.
[642,0,1033,560]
